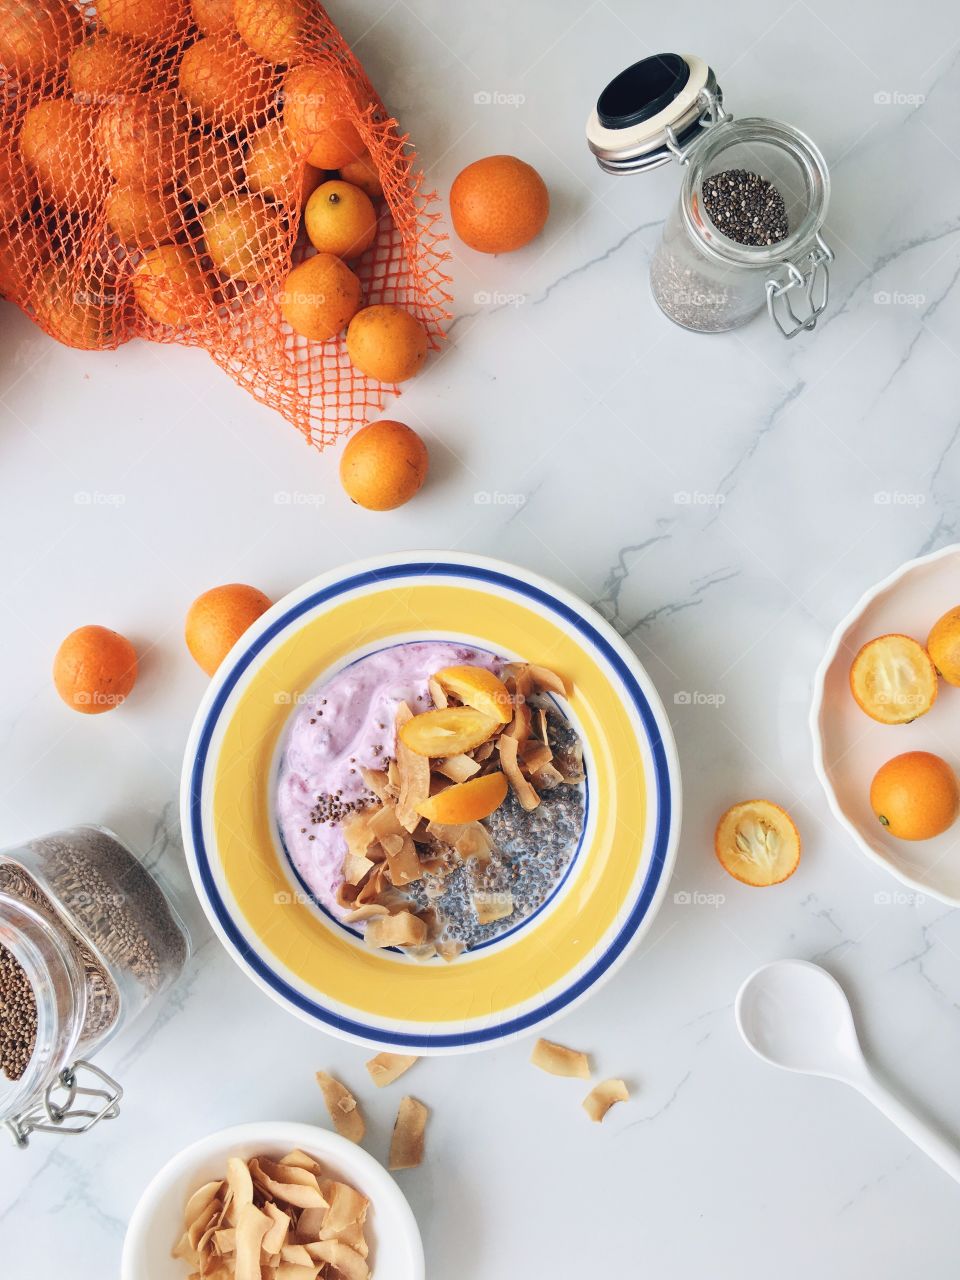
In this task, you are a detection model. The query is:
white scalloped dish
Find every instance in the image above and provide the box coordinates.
[811,544,960,906]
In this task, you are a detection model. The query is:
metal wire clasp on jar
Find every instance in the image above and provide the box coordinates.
[586,53,834,337]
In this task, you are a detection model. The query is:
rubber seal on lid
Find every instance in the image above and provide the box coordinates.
[597,53,690,130]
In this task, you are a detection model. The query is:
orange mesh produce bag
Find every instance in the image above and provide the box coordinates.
[0,0,451,448]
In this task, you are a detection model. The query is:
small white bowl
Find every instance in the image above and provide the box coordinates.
[811,543,960,905]
[121,1122,425,1280]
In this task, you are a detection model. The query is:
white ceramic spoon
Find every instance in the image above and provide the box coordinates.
[736,958,960,1184]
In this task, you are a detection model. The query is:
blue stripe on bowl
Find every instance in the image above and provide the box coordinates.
[188,561,674,1049]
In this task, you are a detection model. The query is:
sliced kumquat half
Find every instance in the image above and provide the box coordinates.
[849,633,938,725]
[715,799,801,887]
[398,706,500,757]
[415,771,509,823]
[434,664,513,723]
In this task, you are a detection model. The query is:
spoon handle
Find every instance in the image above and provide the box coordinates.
[856,1071,960,1185]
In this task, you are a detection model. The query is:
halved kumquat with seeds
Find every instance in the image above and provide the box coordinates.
[715,800,801,887]
[398,706,499,757]
[416,771,509,823]
[434,665,513,723]
[849,634,937,725]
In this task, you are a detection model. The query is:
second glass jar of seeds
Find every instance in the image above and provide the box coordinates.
[586,53,833,337]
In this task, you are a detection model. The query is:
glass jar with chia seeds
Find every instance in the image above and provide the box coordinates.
[586,53,833,337]
[0,826,189,1146]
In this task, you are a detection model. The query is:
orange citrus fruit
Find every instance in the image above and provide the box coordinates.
[97,91,186,187]
[399,707,498,757]
[97,0,188,41]
[715,800,801,886]
[68,35,145,103]
[21,99,106,212]
[927,606,960,686]
[450,154,549,254]
[0,0,83,81]
[53,625,137,714]
[870,751,959,840]
[34,263,118,349]
[435,665,513,723]
[176,131,242,208]
[282,64,367,170]
[201,193,287,283]
[339,419,428,511]
[105,183,181,247]
[345,305,428,383]
[304,180,378,259]
[185,584,272,676]
[235,0,306,63]
[132,245,208,327]
[339,151,382,199]
[191,0,235,35]
[279,253,361,341]
[416,772,509,823]
[0,221,48,302]
[177,34,275,133]
[245,120,321,208]
[849,634,937,725]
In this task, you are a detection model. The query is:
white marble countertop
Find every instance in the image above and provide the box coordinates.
[4,1,960,1275]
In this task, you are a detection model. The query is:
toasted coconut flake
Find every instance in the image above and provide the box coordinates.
[520,741,553,773]
[341,811,376,859]
[528,663,570,697]
[389,1096,428,1171]
[342,902,391,924]
[425,819,468,847]
[532,761,565,790]
[473,738,495,762]
[273,1265,319,1280]
[360,767,391,802]
[583,1077,630,1122]
[427,676,448,708]
[498,733,540,811]
[342,853,374,886]
[295,1208,326,1240]
[213,1227,235,1255]
[538,705,550,746]
[250,1159,328,1210]
[185,1180,225,1227]
[336,880,360,909]
[355,865,387,905]
[368,804,406,840]
[316,1072,365,1144]
[280,1244,315,1266]
[226,1156,254,1213]
[436,753,481,782]
[454,822,495,863]
[235,1203,272,1280]
[366,1052,418,1088]
[472,891,514,925]
[278,1150,322,1174]
[384,834,422,886]
[319,1181,369,1235]
[395,702,432,832]
[365,910,428,949]
[530,1038,591,1079]
[437,940,465,962]
[506,701,532,742]
[304,1241,369,1280]
[262,1202,292,1254]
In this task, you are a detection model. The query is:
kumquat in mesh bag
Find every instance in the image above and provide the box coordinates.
[0,0,451,448]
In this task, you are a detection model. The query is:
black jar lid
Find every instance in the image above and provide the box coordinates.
[586,53,723,174]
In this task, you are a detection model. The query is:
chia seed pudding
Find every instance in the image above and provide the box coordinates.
[276,642,586,954]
